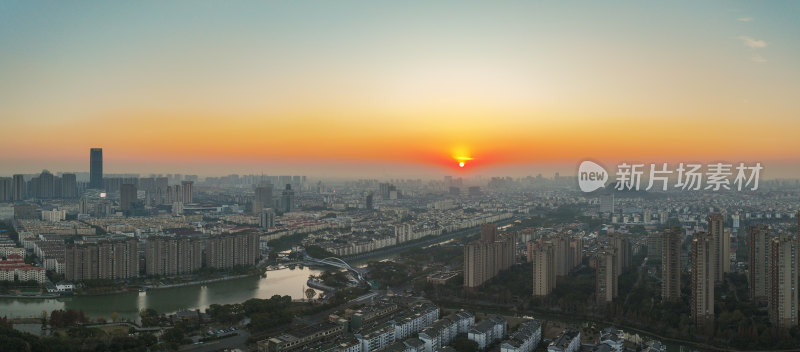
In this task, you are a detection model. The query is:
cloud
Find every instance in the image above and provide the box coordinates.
[738,36,767,48]
[737,17,753,22]
[751,55,767,63]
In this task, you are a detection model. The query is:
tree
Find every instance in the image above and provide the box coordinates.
[452,337,479,352]
[110,312,120,323]
[163,327,189,349]
[305,288,316,302]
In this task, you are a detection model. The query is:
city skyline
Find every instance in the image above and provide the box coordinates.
[2,2,800,177]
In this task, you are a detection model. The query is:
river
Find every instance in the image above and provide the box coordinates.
[0,266,323,322]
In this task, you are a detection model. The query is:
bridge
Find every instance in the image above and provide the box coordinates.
[304,255,364,281]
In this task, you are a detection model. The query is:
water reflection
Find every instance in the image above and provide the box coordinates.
[0,267,322,322]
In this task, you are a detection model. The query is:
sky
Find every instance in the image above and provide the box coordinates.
[1,1,799,178]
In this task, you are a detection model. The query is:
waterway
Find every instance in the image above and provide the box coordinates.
[0,266,323,322]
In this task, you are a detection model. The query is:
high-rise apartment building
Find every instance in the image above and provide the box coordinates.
[205,231,261,269]
[12,174,25,201]
[464,225,516,288]
[281,184,295,213]
[260,208,275,229]
[531,239,555,297]
[769,233,798,329]
[181,181,193,204]
[65,239,138,281]
[691,232,715,331]
[707,213,728,283]
[662,226,682,301]
[61,173,78,198]
[145,236,203,276]
[749,224,771,303]
[89,148,103,189]
[610,233,631,274]
[0,178,11,202]
[254,185,273,213]
[595,248,618,303]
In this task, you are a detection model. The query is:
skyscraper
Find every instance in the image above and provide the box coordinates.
[691,232,715,331]
[89,148,103,189]
[595,248,618,304]
[707,213,728,283]
[769,233,798,329]
[749,224,771,303]
[662,226,682,301]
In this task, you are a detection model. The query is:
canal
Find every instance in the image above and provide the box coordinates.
[0,266,323,322]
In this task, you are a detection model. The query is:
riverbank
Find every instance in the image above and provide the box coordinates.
[142,273,258,291]
[0,293,60,299]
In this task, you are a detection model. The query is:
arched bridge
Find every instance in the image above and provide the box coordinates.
[304,254,364,281]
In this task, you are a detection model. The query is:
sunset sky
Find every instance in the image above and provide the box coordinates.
[1,1,799,178]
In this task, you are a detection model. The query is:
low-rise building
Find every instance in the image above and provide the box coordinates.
[468,316,507,350]
[500,319,541,352]
[548,329,580,352]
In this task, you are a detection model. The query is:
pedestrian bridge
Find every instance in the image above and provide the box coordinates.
[304,255,364,281]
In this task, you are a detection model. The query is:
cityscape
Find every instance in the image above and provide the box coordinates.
[2,2,800,352]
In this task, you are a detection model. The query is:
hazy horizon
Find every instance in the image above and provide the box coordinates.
[2,1,799,179]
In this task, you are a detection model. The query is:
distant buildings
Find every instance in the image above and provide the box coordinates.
[260,208,275,229]
[181,180,194,204]
[690,231,714,331]
[463,224,515,288]
[254,185,274,213]
[120,183,137,212]
[281,184,295,213]
[661,226,681,301]
[769,233,798,329]
[12,174,25,201]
